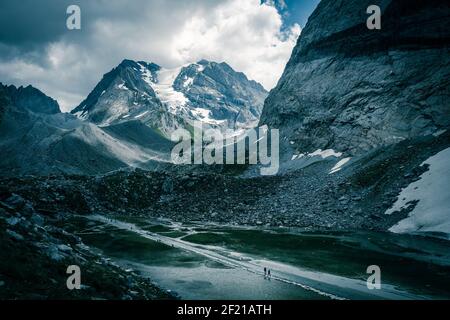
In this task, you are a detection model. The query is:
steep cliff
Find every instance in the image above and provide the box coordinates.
[260,0,450,159]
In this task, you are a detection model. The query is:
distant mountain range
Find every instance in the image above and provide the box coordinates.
[0,60,268,176]
[71,59,268,136]
[0,83,174,176]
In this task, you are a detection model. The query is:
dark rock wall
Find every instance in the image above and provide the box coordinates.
[260,0,450,157]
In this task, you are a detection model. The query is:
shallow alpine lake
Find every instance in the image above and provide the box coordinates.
[62,214,450,300]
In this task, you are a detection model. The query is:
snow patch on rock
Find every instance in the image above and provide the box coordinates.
[309,149,343,158]
[329,157,351,174]
[135,111,149,119]
[386,147,450,235]
[191,108,226,126]
[152,67,189,114]
[292,149,342,161]
[117,83,129,90]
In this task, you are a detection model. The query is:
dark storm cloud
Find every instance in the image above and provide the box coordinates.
[0,0,73,47]
[0,0,173,51]
[0,0,223,60]
[0,0,303,111]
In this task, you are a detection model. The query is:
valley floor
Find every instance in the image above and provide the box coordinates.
[1,132,449,299]
[48,214,450,299]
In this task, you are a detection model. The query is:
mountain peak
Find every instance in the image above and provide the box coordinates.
[197,59,213,67]
[71,58,268,133]
[0,83,60,115]
[116,59,140,70]
[118,59,161,71]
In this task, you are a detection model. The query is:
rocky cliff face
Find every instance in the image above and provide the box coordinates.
[72,59,268,136]
[260,0,450,159]
[173,59,267,129]
[0,83,60,115]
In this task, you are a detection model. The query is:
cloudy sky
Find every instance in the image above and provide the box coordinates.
[0,0,320,112]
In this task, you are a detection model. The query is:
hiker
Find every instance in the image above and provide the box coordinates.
[264,267,267,278]
[268,269,271,279]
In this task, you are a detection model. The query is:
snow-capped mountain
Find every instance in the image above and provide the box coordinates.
[71,59,268,136]
[173,59,267,129]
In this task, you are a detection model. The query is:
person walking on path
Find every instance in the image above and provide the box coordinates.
[264,267,267,278]
[268,269,271,280]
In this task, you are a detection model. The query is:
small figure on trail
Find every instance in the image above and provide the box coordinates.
[264,267,267,278]
[268,269,271,279]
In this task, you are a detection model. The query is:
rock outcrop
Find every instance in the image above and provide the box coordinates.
[0,83,60,115]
